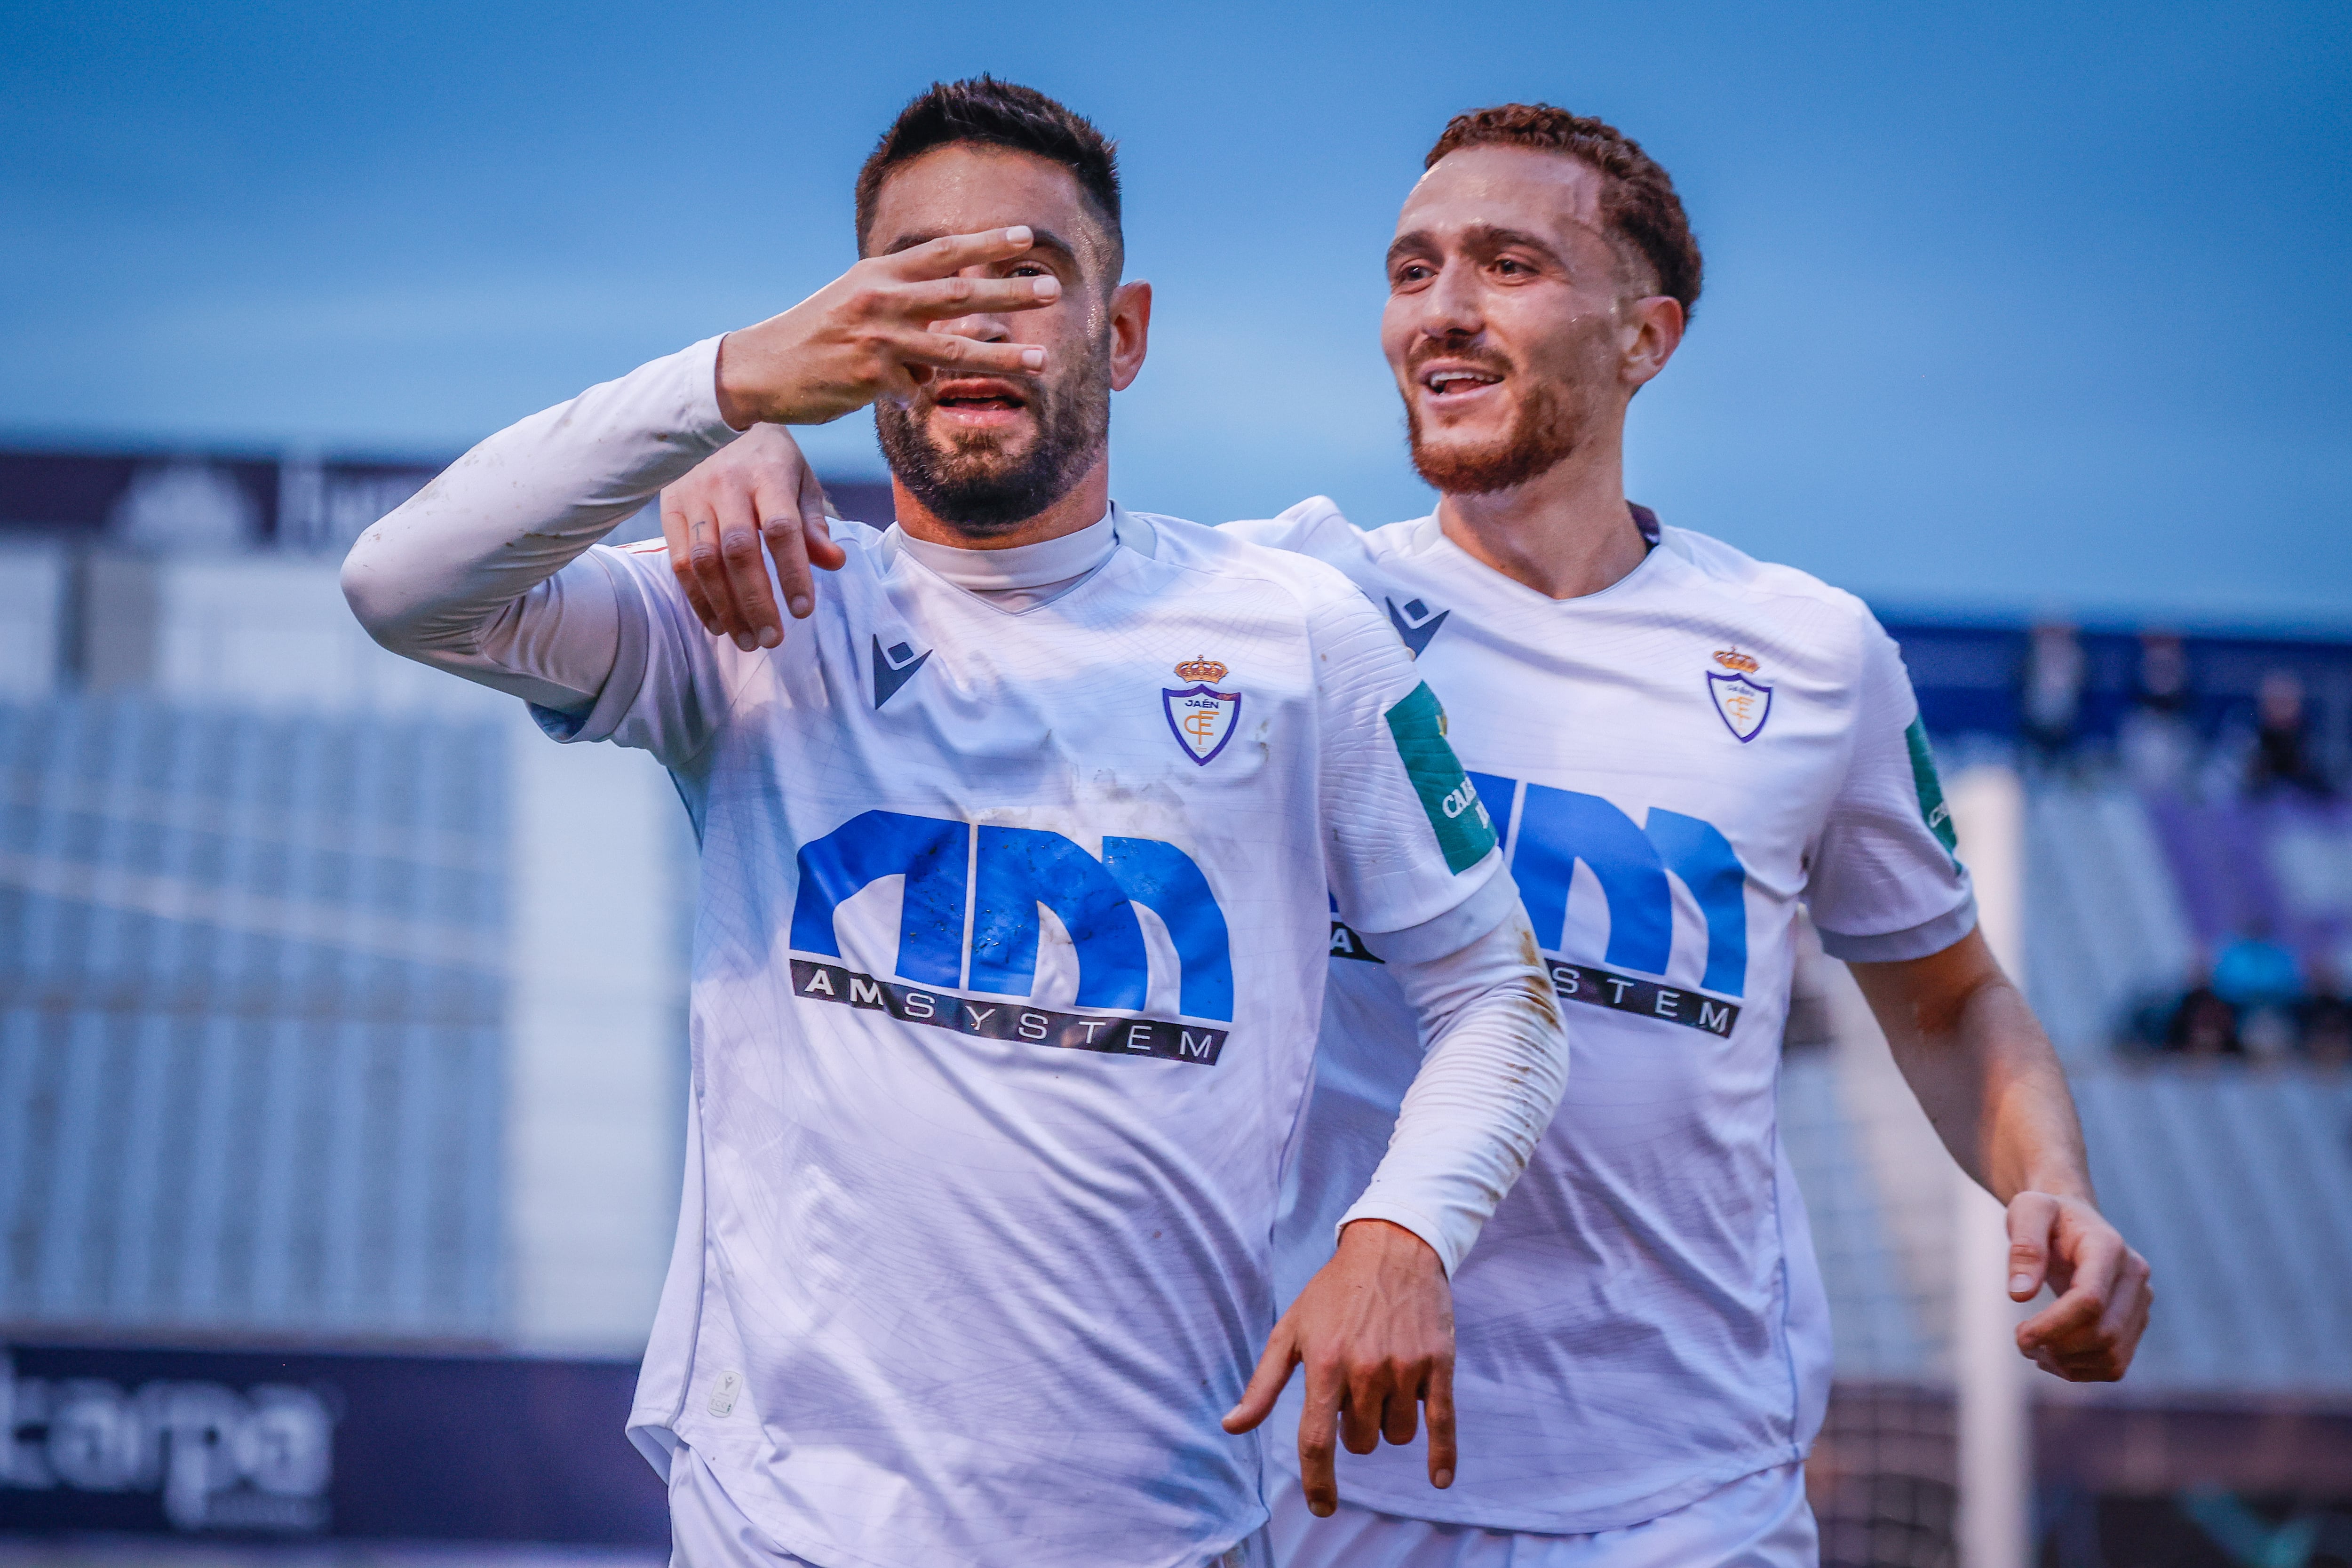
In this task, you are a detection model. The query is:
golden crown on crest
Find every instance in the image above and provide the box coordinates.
[1712,649,1760,674]
[1173,656,1229,685]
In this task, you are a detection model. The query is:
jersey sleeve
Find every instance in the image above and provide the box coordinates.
[1806,614,1979,962]
[1307,578,1517,959]
[529,540,743,767]
[342,334,747,753]
[1220,495,1366,568]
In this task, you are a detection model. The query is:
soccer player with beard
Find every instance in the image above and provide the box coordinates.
[661,103,2153,1568]
[344,80,1573,1568]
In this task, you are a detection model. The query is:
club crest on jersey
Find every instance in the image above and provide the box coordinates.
[1164,656,1241,765]
[1707,649,1772,743]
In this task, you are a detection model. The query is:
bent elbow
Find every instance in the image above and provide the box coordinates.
[340,534,423,654]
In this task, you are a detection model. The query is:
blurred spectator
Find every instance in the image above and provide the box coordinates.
[2210,923,2304,1061]
[2019,621,2086,761]
[2245,668,2333,797]
[2210,923,2304,1011]
[2161,978,2242,1057]
[2118,630,2198,793]
[2300,960,2352,1067]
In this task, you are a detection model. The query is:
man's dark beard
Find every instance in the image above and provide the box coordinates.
[1406,370,1584,495]
[874,343,1110,537]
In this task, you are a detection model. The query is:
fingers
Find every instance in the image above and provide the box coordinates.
[761,490,816,628]
[1338,1371,1383,1457]
[661,499,723,636]
[1378,1381,1420,1449]
[2014,1202,2153,1382]
[2027,1247,2152,1382]
[892,330,1048,377]
[711,490,779,651]
[801,466,847,573]
[2005,1190,2060,1299]
[682,511,755,642]
[1221,1324,1296,1437]
[1294,1355,1343,1519]
[899,271,1060,322]
[879,225,1040,281]
[1424,1357,1457,1490]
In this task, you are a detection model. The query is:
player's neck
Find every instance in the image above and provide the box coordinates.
[892,455,1111,552]
[1435,434,1647,601]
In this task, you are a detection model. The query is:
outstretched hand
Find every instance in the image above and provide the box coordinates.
[660,424,840,650]
[2005,1189,2152,1381]
[715,225,1060,429]
[1222,1219,1457,1518]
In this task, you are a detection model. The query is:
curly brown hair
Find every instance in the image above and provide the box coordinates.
[1425,104,1701,321]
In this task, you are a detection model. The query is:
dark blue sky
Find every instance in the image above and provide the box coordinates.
[4,0,2344,626]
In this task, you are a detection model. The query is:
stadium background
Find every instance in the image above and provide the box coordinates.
[3,2,2348,1565]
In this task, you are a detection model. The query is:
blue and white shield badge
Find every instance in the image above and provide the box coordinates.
[1165,656,1241,765]
[1707,649,1772,742]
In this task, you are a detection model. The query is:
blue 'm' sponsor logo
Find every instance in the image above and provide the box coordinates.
[1470,772,1750,998]
[790,811,1235,1021]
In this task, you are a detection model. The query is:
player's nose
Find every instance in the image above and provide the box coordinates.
[934,266,1017,341]
[1417,257,1486,340]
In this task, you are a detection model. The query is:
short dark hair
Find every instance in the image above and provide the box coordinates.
[855,77,1122,272]
[1425,104,1701,322]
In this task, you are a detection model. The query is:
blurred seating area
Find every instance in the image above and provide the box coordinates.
[1890,615,2352,1066]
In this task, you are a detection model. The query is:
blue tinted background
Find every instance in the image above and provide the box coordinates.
[3,0,2344,625]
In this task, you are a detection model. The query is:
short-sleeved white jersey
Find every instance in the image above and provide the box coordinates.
[560,509,1507,1568]
[1228,501,1974,1534]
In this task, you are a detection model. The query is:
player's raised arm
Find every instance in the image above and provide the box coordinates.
[1220,585,1569,1516]
[342,228,1060,697]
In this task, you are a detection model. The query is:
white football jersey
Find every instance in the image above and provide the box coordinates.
[558,509,1507,1568]
[1228,501,1975,1534]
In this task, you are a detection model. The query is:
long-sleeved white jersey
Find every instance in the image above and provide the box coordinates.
[342,340,1567,1568]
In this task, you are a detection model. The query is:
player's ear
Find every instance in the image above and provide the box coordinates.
[1623,294,1683,391]
[1110,279,1152,391]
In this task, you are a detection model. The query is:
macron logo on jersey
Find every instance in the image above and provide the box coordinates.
[1472,771,1751,1037]
[871,636,932,708]
[1385,596,1450,658]
[788,810,1234,1066]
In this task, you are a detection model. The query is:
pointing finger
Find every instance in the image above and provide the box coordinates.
[1425,1357,1457,1490]
[1294,1356,1343,1519]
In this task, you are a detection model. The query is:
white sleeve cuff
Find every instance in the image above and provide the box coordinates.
[1352,855,1520,964]
[1817,893,1979,963]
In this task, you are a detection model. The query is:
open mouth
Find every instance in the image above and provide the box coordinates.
[1419,364,1505,403]
[931,377,1032,422]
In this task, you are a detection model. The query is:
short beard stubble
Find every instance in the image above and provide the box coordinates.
[874,335,1112,538]
[1406,368,1588,496]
